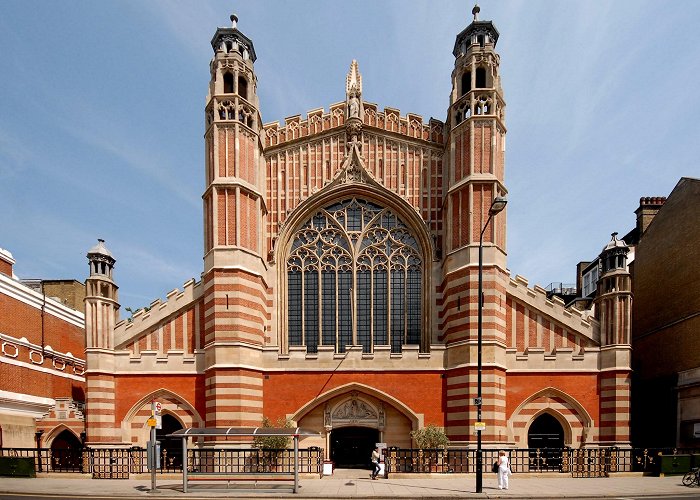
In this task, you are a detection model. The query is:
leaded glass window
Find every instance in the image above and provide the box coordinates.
[286,198,423,353]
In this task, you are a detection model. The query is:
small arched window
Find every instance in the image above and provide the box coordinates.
[223,73,234,94]
[461,71,471,96]
[238,76,248,100]
[475,67,487,88]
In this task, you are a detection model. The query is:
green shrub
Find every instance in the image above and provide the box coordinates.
[252,416,293,450]
[410,424,449,449]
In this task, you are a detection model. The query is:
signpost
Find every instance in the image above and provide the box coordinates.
[147,400,160,493]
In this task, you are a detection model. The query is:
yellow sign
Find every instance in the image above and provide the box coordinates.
[147,417,157,427]
[474,422,486,431]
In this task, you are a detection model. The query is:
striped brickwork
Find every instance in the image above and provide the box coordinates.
[122,304,202,357]
[204,368,263,428]
[505,295,597,353]
[598,370,631,445]
[85,373,119,443]
[201,269,267,346]
[445,366,507,443]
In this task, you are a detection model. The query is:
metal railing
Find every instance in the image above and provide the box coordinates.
[0,446,323,478]
[2,446,697,478]
[385,447,700,476]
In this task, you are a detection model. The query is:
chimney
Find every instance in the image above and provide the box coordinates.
[635,196,666,237]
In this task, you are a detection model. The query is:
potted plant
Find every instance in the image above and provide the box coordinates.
[410,424,450,472]
[252,416,293,472]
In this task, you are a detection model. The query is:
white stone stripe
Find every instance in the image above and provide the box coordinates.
[87,379,115,388]
[0,332,84,364]
[205,399,263,408]
[0,355,85,382]
[87,402,116,410]
[205,411,261,421]
[206,388,262,397]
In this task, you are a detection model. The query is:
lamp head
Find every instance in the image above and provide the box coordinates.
[489,196,507,215]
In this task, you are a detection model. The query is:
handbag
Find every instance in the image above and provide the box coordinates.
[492,461,499,473]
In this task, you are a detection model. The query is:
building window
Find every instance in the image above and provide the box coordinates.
[286,198,423,353]
[461,71,471,96]
[223,73,234,94]
[475,67,487,88]
[238,76,248,100]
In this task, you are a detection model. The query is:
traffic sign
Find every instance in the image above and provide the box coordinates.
[147,417,157,427]
[154,402,162,413]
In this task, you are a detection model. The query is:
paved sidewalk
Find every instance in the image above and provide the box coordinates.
[0,472,698,499]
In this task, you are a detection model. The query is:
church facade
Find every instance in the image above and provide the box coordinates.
[84,11,632,460]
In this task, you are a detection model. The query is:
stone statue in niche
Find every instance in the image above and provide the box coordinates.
[348,93,360,118]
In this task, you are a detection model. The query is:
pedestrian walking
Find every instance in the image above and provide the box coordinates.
[497,450,511,490]
[370,447,381,479]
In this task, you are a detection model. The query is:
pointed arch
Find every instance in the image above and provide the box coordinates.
[509,387,595,448]
[121,388,203,445]
[42,424,81,448]
[289,382,423,430]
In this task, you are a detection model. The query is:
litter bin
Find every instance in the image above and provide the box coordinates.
[659,454,691,476]
[0,457,36,477]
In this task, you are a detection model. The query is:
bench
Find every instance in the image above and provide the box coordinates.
[185,471,297,492]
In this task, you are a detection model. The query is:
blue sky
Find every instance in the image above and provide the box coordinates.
[1,1,698,313]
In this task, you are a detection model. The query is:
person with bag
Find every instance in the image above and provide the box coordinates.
[370,447,381,479]
[497,450,511,490]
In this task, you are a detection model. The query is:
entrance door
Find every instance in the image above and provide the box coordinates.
[331,427,379,468]
[156,414,183,471]
[50,429,83,472]
[528,413,565,471]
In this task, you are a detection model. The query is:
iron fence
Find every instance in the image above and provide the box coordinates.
[2,446,698,478]
[385,447,700,476]
[0,446,323,478]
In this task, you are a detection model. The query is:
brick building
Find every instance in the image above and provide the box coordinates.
[630,178,700,447]
[0,247,86,449]
[83,10,632,462]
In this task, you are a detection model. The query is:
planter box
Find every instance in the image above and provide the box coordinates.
[0,457,36,478]
[659,454,691,476]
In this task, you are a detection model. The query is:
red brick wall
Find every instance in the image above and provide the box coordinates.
[0,294,84,356]
[114,374,206,425]
[505,373,600,425]
[263,371,445,427]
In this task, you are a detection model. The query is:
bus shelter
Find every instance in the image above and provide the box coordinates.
[168,427,320,493]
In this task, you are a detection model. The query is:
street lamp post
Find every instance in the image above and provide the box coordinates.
[475,195,507,493]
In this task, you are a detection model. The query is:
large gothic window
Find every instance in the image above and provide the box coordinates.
[287,198,423,354]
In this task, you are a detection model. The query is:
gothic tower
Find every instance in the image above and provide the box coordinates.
[595,233,632,445]
[442,5,509,445]
[202,14,267,428]
[84,239,121,444]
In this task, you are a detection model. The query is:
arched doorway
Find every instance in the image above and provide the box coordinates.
[50,429,83,472]
[528,413,565,471]
[331,427,379,468]
[156,414,183,471]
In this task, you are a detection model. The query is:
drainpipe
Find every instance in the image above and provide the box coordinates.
[35,430,44,472]
[41,281,46,355]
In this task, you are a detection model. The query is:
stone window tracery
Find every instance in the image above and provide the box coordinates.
[286,198,423,354]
